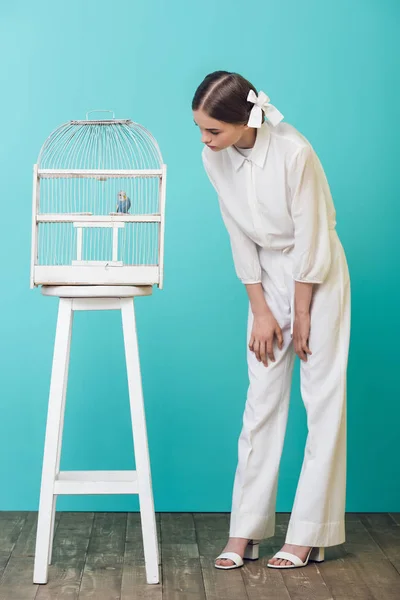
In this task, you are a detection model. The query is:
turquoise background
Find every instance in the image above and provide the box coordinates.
[0,0,398,512]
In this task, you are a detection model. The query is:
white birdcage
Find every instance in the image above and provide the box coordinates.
[30,110,167,288]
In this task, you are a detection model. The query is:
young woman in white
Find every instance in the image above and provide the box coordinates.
[192,71,351,570]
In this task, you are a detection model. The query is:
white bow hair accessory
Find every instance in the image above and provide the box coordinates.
[247,90,284,128]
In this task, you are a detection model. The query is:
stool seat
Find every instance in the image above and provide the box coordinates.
[41,285,153,298]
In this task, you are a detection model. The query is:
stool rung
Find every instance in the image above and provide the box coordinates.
[54,470,138,495]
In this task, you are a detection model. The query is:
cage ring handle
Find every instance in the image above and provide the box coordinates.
[86,109,116,120]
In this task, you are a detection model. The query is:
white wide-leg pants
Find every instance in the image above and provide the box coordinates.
[229,231,351,547]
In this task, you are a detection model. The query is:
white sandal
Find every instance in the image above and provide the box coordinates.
[214,539,260,570]
[267,546,325,568]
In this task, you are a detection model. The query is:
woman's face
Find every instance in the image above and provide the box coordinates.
[193,109,251,151]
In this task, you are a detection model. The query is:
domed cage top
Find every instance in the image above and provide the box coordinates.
[30,110,167,288]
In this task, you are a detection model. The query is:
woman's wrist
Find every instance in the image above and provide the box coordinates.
[245,282,272,318]
[252,307,272,319]
[294,281,313,317]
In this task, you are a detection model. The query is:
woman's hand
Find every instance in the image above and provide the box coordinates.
[249,313,283,367]
[293,312,312,361]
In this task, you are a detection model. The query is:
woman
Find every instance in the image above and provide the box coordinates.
[192,71,351,570]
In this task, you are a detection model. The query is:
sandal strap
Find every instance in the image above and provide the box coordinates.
[215,551,243,566]
[271,551,304,566]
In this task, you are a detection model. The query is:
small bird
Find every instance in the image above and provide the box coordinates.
[116,191,131,213]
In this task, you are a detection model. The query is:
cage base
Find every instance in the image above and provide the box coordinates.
[41,285,153,298]
[34,265,159,286]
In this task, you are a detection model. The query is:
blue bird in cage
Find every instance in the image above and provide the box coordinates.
[116,191,131,213]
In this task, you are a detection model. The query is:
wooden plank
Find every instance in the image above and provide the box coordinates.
[359,513,400,562]
[193,513,247,600]
[0,512,28,557]
[35,512,94,600]
[121,512,162,599]
[77,512,126,599]
[13,511,61,558]
[0,556,9,584]
[325,514,387,562]
[389,513,400,526]
[192,513,230,558]
[224,514,293,600]
[240,513,292,600]
[330,555,400,600]
[161,513,206,600]
[0,557,38,600]
[0,512,38,600]
[238,513,292,600]
[316,515,400,599]
[277,564,332,600]
[0,512,28,580]
[359,513,400,579]
[199,553,247,600]
[261,514,331,600]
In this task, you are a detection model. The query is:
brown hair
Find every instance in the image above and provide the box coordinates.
[192,71,263,126]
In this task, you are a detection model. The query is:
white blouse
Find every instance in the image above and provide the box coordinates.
[202,121,337,285]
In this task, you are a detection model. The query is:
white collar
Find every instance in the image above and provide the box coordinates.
[226,121,271,171]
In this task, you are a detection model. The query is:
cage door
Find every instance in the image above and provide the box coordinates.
[72,222,124,266]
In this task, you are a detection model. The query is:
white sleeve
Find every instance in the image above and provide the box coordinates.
[289,145,332,284]
[202,151,262,284]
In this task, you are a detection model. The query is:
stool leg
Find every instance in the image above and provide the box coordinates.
[48,503,56,565]
[121,298,159,585]
[48,301,71,567]
[34,298,73,584]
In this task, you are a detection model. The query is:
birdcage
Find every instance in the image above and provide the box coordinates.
[30,110,167,288]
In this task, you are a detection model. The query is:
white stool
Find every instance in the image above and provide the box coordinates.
[33,286,159,585]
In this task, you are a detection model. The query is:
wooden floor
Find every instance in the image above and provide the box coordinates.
[0,512,399,599]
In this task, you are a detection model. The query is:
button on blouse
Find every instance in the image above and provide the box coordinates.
[202,121,337,285]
